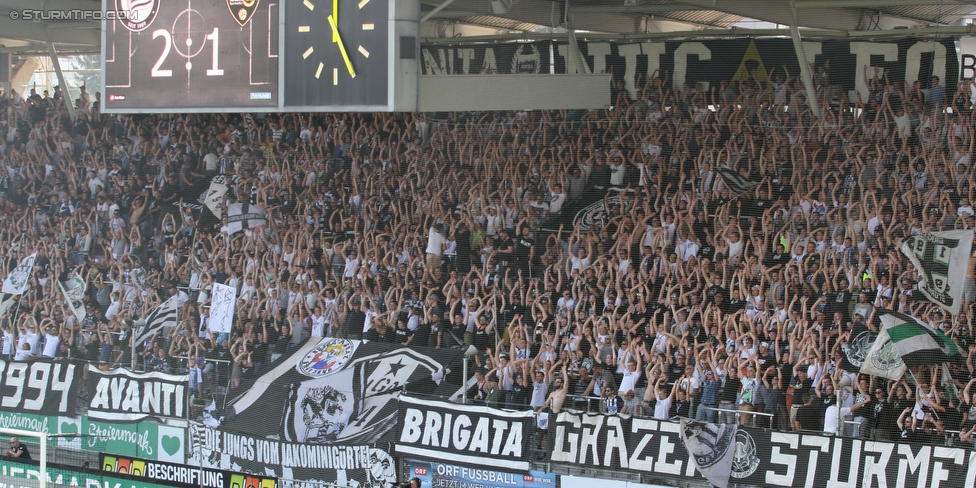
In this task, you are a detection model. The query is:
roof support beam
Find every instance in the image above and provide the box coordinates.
[789,1,820,119]
[47,41,74,121]
[421,24,976,44]
[421,0,458,23]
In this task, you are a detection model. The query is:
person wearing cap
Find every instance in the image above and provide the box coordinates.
[757,341,776,370]
[485,373,504,409]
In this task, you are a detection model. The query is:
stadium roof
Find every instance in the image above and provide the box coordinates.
[0,0,973,53]
[420,0,976,37]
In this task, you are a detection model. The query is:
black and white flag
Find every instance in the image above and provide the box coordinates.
[132,296,179,345]
[680,419,736,488]
[225,202,267,235]
[900,230,973,316]
[716,166,761,199]
[204,180,229,218]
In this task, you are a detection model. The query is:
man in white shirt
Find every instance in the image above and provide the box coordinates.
[40,324,60,358]
[309,306,327,337]
[618,343,643,394]
[426,223,447,272]
[653,385,672,419]
[549,184,567,215]
[824,388,869,435]
[17,322,40,356]
[677,236,700,262]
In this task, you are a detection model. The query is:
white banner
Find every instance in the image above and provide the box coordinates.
[2,253,36,295]
[209,283,237,334]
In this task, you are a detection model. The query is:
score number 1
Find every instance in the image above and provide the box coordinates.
[151,28,224,77]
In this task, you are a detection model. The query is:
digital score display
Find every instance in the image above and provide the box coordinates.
[102,0,279,112]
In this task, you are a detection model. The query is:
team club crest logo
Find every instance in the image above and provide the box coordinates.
[870,336,907,370]
[510,44,542,74]
[226,0,261,27]
[116,0,160,32]
[845,330,876,368]
[298,338,356,377]
[731,430,760,479]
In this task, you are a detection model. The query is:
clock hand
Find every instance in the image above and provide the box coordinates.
[327,15,356,78]
[332,0,338,43]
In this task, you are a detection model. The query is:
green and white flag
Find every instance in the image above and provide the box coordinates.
[58,273,87,322]
[900,230,973,316]
[878,310,960,367]
[1,253,36,295]
[0,293,16,319]
[859,325,908,381]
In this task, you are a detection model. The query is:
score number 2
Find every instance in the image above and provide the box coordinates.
[151,28,224,77]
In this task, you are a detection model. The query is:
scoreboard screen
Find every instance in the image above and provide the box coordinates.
[102,0,279,112]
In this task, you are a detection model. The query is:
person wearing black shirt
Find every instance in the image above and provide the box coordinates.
[412,317,431,348]
[764,243,790,268]
[513,227,535,276]
[871,386,892,441]
[393,319,412,346]
[790,367,814,428]
[273,323,293,360]
[509,372,530,410]
[427,312,444,348]
[705,275,727,305]
[757,342,777,370]
[453,222,473,275]
[5,437,30,460]
[825,277,855,321]
[495,229,515,271]
[794,393,821,432]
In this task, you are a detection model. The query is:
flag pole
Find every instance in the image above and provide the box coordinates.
[10,294,22,338]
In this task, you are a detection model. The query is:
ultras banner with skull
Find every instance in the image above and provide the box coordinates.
[214,338,458,445]
[550,412,976,488]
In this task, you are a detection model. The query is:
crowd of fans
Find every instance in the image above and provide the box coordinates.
[2,65,976,447]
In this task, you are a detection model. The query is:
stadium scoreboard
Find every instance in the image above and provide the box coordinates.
[101,0,418,113]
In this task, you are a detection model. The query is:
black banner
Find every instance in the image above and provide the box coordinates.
[421,42,552,75]
[99,452,277,488]
[188,422,396,488]
[214,338,457,446]
[550,412,976,487]
[423,38,959,107]
[396,395,535,471]
[0,358,79,416]
[87,365,188,422]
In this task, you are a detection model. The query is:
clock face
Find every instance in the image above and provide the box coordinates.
[284,0,390,109]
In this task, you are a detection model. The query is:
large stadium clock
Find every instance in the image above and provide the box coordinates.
[283,0,393,110]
